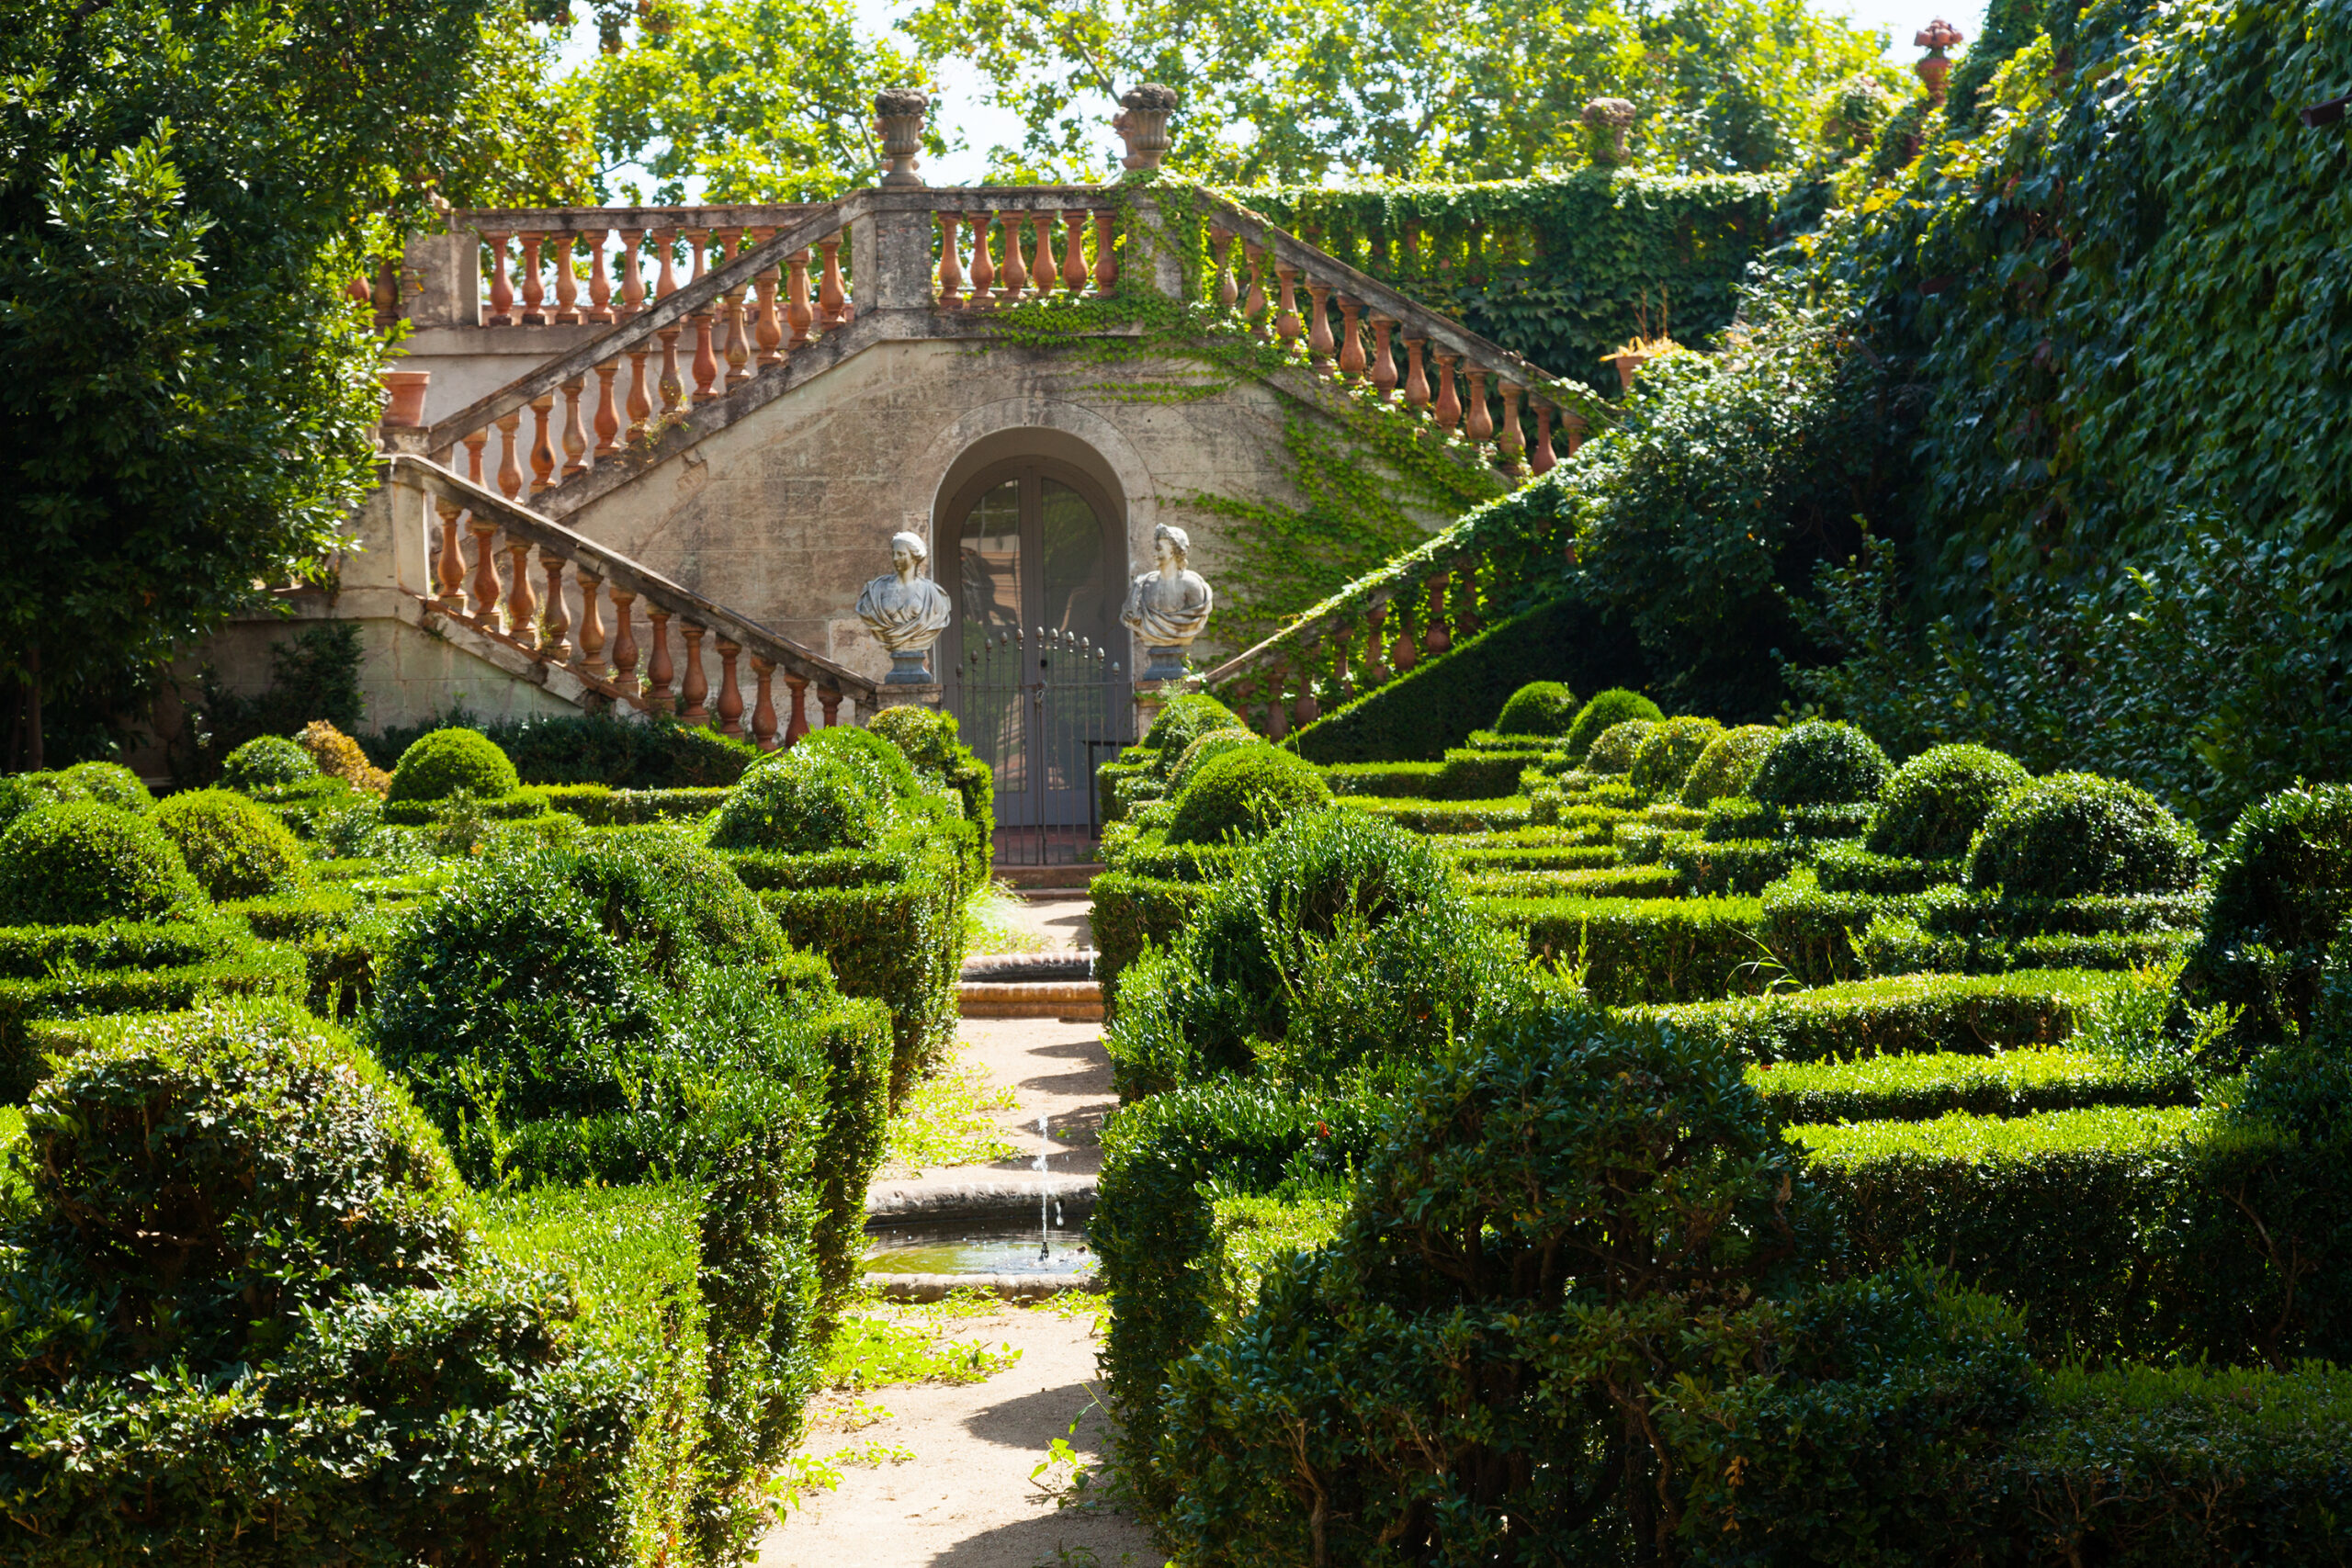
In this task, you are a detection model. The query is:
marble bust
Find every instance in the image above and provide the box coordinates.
[1121,524,1214,679]
[855,530,953,683]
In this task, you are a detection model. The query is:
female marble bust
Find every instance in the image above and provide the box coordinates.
[1121,524,1214,679]
[856,530,953,682]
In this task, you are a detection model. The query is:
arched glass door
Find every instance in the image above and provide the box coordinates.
[944,461,1128,854]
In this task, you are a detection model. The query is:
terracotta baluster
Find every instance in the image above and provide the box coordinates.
[482,231,514,325]
[1091,209,1117,294]
[1293,643,1320,728]
[1563,409,1588,456]
[786,250,815,346]
[527,394,557,491]
[593,363,621,457]
[750,658,778,750]
[644,609,675,713]
[1497,382,1527,474]
[1421,571,1451,654]
[1335,296,1366,379]
[518,231,547,323]
[1453,558,1481,637]
[689,308,721,403]
[504,536,538,641]
[1464,367,1494,445]
[1530,401,1557,475]
[1211,228,1238,308]
[1433,352,1462,434]
[817,236,847,328]
[609,590,641,696]
[1363,602,1391,685]
[468,519,503,624]
[718,231,752,389]
[714,637,745,737]
[1242,244,1268,337]
[582,228,613,322]
[625,345,653,440]
[1369,316,1398,400]
[967,214,996,302]
[616,228,646,320]
[1263,666,1289,740]
[784,673,810,746]
[751,228,783,367]
[1061,210,1091,294]
[817,686,842,728]
[1272,265,1302,345]
[1329,635,1351,703]
[552,231,581,324]
[539,552,571,659]
[1031,214,1057,298]
[936,212,964,307]
[1000,213,1030,299]
[1305,282,1334,370]
[652,229,685,413]
[1392,600,1419,675]
[678,623,709,722]
[576,570,607,677]
[493,411,523,498]
[1403,337,1430,412]
[560,376,590,478]
[435,499,467,610]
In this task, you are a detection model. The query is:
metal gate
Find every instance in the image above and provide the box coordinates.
[949,626,1131,867]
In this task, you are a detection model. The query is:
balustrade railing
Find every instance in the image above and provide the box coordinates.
[380,452,878,746]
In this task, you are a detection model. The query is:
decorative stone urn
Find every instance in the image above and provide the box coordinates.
[873,87,929,187]
[856,530,953,682]
[1120,524,1214,681]
[1581,97,1637,166]
[379,368,431,427]
[1114,84,1180,172]
[1914,18,1964,107]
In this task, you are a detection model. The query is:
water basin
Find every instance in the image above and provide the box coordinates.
[865,1215,1094,1278]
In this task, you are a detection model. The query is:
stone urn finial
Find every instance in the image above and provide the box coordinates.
[1114,84,1180,172]
[1581,98,1637,167]
[1914,18,1964,107]
[1120,523,1214,681]
[856,530,953,682]
[873,87,930,187]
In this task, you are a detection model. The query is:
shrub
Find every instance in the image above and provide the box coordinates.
[1869,743,2031,860]
[298,719,391,794]
[1747,1046,2198,1123]
[708,752,886,853]
[387,727,520,804]
[0,772,70,829]
[1165,744,1330,845]
[59,760,153,811]
[1493,680,1578,735]
[1751,718,1892,807]
[1144,694,1246,778]
[1679,723,1780,806]
[1321,760,1442,797]
[1166,727,1261,797]
[867,704,994,837]
[428,710,760,787]
[2189,784,2352,1042]
[1966,773,2203,899]
[567,825,793,979]
[1628,715,1724,798]
[1563,686,1663,759]
[1090,871,1212,1011]
[1430,744,1549,800]
[220,734,320,791]
[1581,717,1656,773]
[152,788,311,900]
[1476,891,1766,1006]
[0,803,205,925]
[784,723,921,804]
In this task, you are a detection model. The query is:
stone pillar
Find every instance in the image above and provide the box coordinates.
[872,682,943,715]
[1120,193,1192,300]
[849,204,942,312]
[401,223,477,329]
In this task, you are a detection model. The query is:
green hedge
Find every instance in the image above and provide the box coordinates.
[1457,864,1681,900]
[1747,1046,2197,1123]
[534,783,735,825]
[1111,838,1249,883]
[1335,795,1532,833]
[1441,842,1622,874]
[1322,761,1442,796]
[1476,892,1765,1005]
[1,942,307,1100]
[1759,871,1914,986]
[1430,747,1549,800]
[1091,871,1214,1015]
[1635,968,2105,1066]
[0,917,241,978]
[1814,841,1962,894]
[1668,835,1803,896]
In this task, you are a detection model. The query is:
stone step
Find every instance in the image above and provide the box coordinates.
[956,980,1102,1021]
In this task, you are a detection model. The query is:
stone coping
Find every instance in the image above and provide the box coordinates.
[865,1174,1098,1224]
[866,1272,1102,1303]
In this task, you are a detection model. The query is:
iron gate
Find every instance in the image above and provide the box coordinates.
[949,626,1132,867]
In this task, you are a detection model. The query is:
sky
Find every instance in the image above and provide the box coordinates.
[557,0,1989,190]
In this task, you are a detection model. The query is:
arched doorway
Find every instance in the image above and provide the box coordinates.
[940,456,1130,859]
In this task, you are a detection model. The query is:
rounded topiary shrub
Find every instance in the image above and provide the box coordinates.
[1167,745,1330,845]
[1147,694,1248,779]
[0,803,205,925]
[2190,784,2352,1041]
[388,728,519,804]
[1679,725,1780,807]
[0,773,71,830]
[568,825,793,980]
[1628,716,1724,799]
[1494,682,1578,737]
[220,736,319,793]
[1563,688,1664,761]
[866,705,961,773]
[59,761,152,812]
[152,789,311,901]
[1582,719,1657,775]
[1964,773,2203,899]
[781,725,919,804]
[1167,728,1260,797]
[1867,744,2030,861]
[1751,720,1892,808]
[707,752,884,853]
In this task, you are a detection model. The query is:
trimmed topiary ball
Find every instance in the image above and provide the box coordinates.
[1628,716,1724,799]
[781,725,920,804]
[707,752,885,853]
[1964,773,2203,899]
[1167,728,1260,797]
[567,825,793,980]
[1867,744,2030,861]
[0,802,207,925]
[1146,694,1248,780]
[0,773,72,830]
[1167,745,1331,845]
[1679,725,1780,807]
[1563,688,1663,761]
[1750,720,1892,808]
[152,789,311,901]
[59,761,152,812]
[1494,682,1579,737]
[866,705,961,774]
[388,728,519,804]
[1583,719,1657,775]
[220,736,319,793]
[2189,784,2352,1043]
[297,721,390,795]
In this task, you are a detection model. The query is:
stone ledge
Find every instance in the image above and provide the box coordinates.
[865,1271,1101,1303]
[957,980,1102,1021]
[865,1174,1097,1223]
